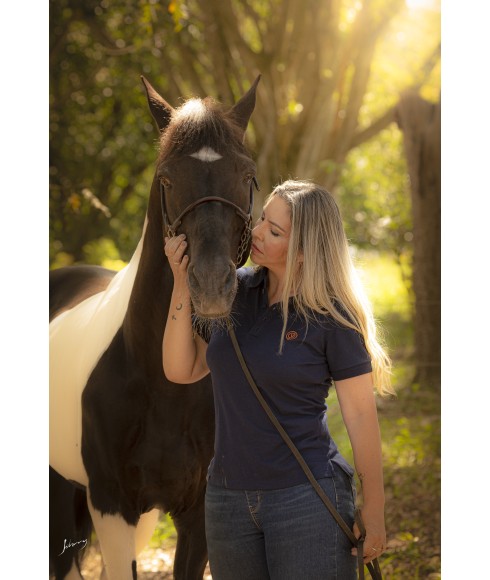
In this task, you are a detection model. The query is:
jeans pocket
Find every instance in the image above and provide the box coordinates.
[329,459,357,507]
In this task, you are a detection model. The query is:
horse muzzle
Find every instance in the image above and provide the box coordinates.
[187,261,237,318]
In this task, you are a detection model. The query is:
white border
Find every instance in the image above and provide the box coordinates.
[2,1,48,571]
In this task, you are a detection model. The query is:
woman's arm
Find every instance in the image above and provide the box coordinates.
[162,234,210,384]
[334,372,386,563]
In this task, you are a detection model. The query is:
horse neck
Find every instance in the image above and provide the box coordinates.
[122,202,173,378]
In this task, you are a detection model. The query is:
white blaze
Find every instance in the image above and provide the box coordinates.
[190,146,223,162]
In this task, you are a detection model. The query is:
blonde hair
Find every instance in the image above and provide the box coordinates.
[266,180,393,397]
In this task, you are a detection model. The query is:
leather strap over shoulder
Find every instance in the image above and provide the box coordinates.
[226,319,383,580]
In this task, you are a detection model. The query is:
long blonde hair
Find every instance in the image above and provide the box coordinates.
[266,180,393,396]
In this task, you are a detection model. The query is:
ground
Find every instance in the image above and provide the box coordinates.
[80,524,440,579]
[81,541,212,579]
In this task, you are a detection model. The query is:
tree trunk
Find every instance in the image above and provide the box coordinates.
[396,92,441,389]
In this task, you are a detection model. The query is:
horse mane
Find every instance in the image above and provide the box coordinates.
[158,97,248,161]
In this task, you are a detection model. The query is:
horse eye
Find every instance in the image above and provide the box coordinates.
[160,177,172,188]
[244,174,254,184]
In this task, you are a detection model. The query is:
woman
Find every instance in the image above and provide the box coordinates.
[163,180,393,579]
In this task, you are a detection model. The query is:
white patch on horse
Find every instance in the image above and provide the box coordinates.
[49,217,149,486]
[175,98,207,122]
[135,509,161,555]
[87,490,137,580]
[190,146,223,162]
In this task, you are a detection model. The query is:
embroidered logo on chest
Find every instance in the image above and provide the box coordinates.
[286,330,298,341]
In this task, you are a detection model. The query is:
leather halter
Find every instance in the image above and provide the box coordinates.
[160,177,259,267]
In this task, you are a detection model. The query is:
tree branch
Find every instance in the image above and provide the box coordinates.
[348,42,440,150]
[349,106,397,149]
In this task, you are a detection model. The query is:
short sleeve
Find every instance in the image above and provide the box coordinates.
[326,326,372,381]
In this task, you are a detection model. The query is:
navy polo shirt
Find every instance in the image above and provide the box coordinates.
[201,267,372,490]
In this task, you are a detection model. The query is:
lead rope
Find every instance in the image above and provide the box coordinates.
[226,319,382,580]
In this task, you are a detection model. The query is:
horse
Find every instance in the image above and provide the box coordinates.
[49,74,261,580]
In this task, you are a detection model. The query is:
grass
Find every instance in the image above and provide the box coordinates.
[329,252,441,578]
[328,365,441,579]
[150,251,441,578]
[149,513,177,547]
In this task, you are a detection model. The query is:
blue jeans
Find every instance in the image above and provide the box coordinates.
[205,463,357,580]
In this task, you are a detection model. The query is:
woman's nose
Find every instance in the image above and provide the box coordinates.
[252,221,263,239]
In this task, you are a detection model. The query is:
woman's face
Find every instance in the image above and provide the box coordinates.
[250,195,291,271]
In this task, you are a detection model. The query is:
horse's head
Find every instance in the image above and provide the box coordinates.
[142,76,260,319]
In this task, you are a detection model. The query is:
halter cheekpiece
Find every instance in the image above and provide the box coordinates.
[160,177,259,268]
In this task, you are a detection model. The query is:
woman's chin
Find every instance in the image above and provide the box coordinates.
[250,251,262,265]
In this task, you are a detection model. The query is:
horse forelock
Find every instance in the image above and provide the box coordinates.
[175,98,209,123]
[158,97,246,161]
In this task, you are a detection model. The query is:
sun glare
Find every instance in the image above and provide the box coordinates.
[405,0,440,10]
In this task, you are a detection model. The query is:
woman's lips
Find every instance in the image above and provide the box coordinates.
[251,243,262,254]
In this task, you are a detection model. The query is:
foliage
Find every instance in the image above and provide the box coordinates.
[355,251,412,320]
[50,0,174,263]
[354,250,413,357]
[336,0,439,264]
[49,0,440,267]
[149,512,177,548]
[339,126,413,257]
[327,251,440,578]
[326,366,440,579]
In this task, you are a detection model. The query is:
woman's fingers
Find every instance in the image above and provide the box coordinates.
[164,234,189,272]
[165,234,186,261]
[173,237,187,264]
[351,539,386,563]
[350,522,385,563]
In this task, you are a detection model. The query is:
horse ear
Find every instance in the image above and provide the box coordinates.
[141,76,174,132]
[228,75,261,134]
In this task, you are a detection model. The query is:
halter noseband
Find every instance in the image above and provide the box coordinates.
[160,177,259,268]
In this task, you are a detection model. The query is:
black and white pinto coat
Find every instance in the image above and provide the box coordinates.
[49,75,260,580]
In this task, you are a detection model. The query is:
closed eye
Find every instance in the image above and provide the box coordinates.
[258,213,280,236]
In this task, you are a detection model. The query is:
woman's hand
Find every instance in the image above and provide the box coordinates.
[162,233,209,383]
[164,234,189,288]
[351,504,386,564]
[335,374,386,564]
